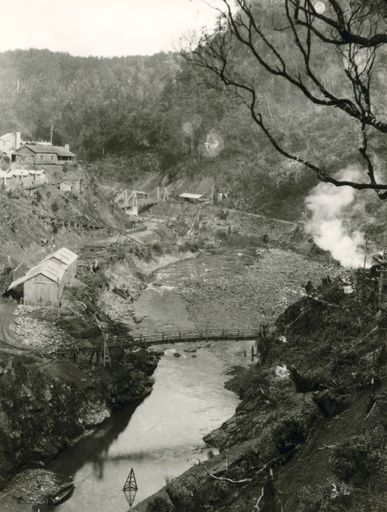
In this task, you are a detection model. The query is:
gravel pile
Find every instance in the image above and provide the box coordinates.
[0,469,60,506]
[14,315,73,348]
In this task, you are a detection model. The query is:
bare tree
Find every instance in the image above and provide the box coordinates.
[183,0,387,197]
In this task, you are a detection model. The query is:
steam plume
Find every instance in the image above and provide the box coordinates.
[305,167,366,268]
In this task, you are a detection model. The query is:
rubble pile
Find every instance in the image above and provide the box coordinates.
[14,313,73,348]
[0,469,60,508]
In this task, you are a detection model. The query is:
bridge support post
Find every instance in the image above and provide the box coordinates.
[101,335,111,367]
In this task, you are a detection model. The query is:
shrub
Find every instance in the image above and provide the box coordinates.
[297,484,352,512]
[272,417,307,454]
[330,435,383,485]
[146,496,173,512]
[216,209,229,220]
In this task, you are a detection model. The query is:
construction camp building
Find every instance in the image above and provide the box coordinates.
[0,169,47,191]
[7,247,78,306]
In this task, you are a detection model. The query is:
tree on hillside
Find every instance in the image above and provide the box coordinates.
[184,0,387,197]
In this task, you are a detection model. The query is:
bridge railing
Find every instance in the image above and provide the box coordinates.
[131,327,259,346]
[49,327,259,358]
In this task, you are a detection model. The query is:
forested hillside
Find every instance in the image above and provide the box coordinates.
[1,1,387,222]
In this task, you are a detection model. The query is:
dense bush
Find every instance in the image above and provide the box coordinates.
[330,436,383,485]
[297,484,352,512]
[272,417,308,454]
[146,497,174,512]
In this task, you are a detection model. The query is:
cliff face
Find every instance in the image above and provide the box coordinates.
[0,348,158,489]
[137,273,387,512]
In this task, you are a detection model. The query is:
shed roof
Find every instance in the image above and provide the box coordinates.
[8,260,65,291]
[43,247,78,266]
[17,144,76,157]
[0,169,46,178]
[179,193,203,199]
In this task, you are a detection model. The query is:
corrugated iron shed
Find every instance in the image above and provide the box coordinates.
[8,260,65,291]
[179,193,203,200]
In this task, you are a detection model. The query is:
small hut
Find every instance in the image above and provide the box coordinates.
[8,261,66,306]
[179,193,204,204]
[7,247,78,306]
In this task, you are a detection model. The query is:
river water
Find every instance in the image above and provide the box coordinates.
[48,339,254,511]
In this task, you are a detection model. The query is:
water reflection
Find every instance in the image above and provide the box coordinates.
[49,341,254,511]
[50,404,138,482]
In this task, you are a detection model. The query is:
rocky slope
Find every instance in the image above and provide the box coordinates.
[0,347,158,490]
[136,272,387,512]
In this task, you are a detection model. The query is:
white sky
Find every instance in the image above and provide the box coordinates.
[0,0,226,57]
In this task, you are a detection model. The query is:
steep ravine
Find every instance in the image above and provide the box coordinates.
[135,273,387,512]
[0,347,159,490]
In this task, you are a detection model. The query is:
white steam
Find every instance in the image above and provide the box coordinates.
[305,167,366,268]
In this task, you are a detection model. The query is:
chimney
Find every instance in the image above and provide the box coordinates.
[64,144,70,151]
[15,131,21,149]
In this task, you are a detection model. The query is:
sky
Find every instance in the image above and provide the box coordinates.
[0,0,225,57]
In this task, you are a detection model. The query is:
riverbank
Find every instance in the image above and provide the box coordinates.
[0,346,159,503]
[0,238,164,508]
[135,272,387,512]
[0,199,345,511]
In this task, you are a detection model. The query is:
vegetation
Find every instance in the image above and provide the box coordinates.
[186,0,387,196]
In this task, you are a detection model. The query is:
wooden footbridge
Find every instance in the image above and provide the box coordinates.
[114,189,158,216]
[131,327,259,346]
[50,327,260,365]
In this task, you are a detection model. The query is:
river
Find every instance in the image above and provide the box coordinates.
[48,339,255,511]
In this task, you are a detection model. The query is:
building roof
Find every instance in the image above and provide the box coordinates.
[43,247,78,266]
[17,144,76,157]
[0,169,46,178]
[179,193,203,199]
[7,260,66,291]
[0,132,15,140]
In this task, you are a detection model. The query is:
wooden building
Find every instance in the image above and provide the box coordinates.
[15,144,76,166]
[0,169,47,190]
[60,179,81,194]
[7,247,78,306]
[179,193,205,203]
[0,132,21,159]
[8,261,66,306]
